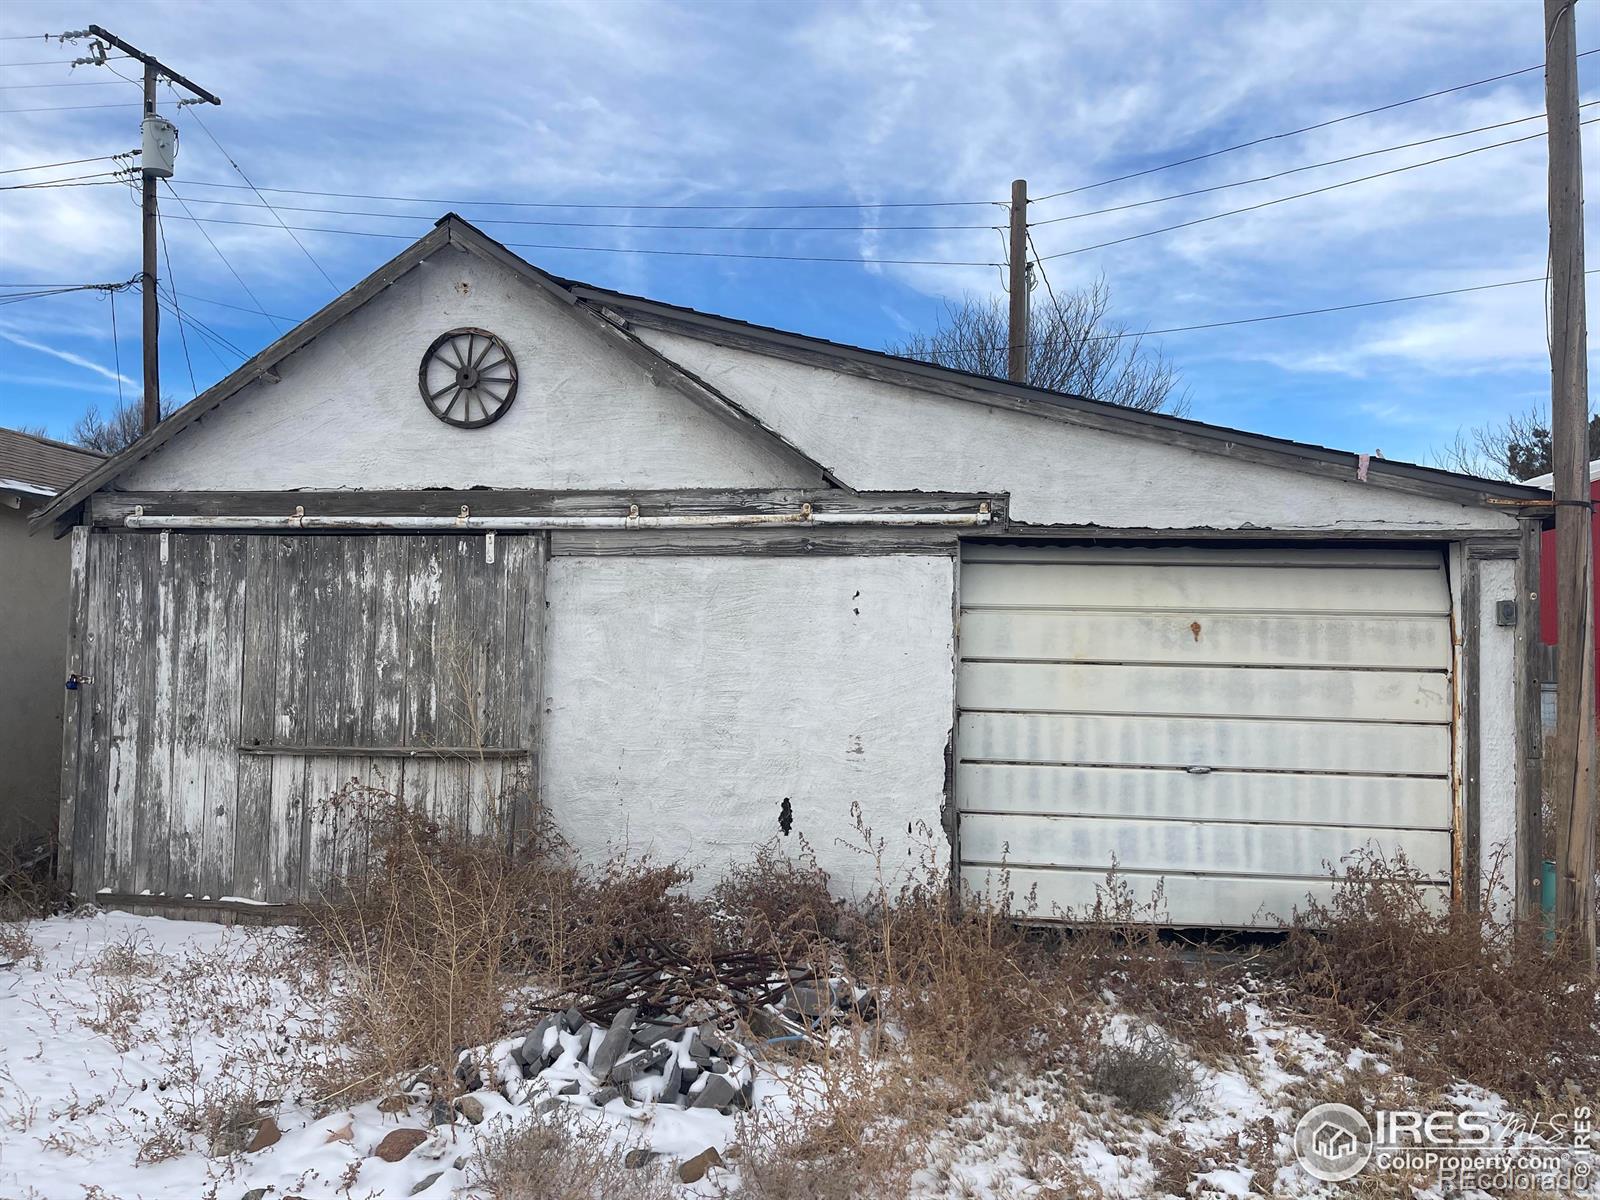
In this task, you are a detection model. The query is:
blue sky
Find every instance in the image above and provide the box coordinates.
[0,0,1593,470]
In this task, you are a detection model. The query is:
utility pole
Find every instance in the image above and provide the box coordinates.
[1007,178,1029,383]
[1544,0,1597,963]
[66,26,220,434]
[140,57,159,436]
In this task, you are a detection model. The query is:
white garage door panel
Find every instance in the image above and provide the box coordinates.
[958,661,1451,723]
[961,561,1449,615]
[956,763,1452,829]
[956,545,1454,927]
[959,609,1451,670]
[962,866,1451,928]
[962,546,1447,569]
[960,814,1452,881]
[959,711,1449,776]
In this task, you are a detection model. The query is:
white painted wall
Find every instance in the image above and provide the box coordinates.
[639,329,1520,535]
[541,554,956,896]
[1474,556,1521,912]
[123,247,819,493]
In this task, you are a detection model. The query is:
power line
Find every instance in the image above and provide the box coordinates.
[158,177,286,331]
[1035,116,1594,262]
[1033,101,1598,227]
[0,169,132,190]
[155,290,248,362]
[157,210,197,395]
[0,54,131,66]
[181,103,337,289]
[0,99,175,113]
[1033,48,1600,204]
[0,278,137,301]
[0,78,120,88]
[157,101,1590,238]
[155,214,1005,266]
[108,286,125,407]
[170,177,999,212]
[159,192,997,232]
[172,268,1600,346]
[0,152,126,174]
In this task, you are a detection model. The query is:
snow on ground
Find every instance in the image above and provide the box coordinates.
[0,911,1593,1200]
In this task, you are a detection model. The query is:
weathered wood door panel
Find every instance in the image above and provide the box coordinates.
[64,531,544,902]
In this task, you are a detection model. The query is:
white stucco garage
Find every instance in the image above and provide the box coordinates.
[35,216,1551,926]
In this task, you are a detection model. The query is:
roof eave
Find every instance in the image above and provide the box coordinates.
[31,222,458,534]
[573,285,1547,510]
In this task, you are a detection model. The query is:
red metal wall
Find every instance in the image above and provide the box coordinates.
[1538,476,1600,724]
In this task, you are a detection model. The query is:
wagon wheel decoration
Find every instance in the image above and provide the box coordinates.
[418,328,519,428]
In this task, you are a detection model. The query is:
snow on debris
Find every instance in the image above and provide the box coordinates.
[0,911,1593,1199]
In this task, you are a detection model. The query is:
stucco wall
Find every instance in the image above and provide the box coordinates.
[541,554,956,896]
[639,328,1520,535]
[122,247,819,493]
[1474,555,1521,911]
[0,502,69,847]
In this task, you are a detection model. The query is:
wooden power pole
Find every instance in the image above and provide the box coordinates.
[1007,179,1029,383]
[1544,0,1598,962]
[69,26,220,434]
[140,58,159,436]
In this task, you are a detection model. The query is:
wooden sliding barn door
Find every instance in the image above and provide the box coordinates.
[62,530,545,902]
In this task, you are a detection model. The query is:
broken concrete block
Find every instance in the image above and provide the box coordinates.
[690,1074,739,1111]
[632,1020,682,1046]
[590,1084,624,1107]
[592,1007,637,1080]
[660,1055,681,1101]
[409,1172,444,1196]
[611,1043,671,1083]
[453,1095,485,1125]
[624,1147,659,1168]
[562,1007,586,1033]
[521,1015,558,1066]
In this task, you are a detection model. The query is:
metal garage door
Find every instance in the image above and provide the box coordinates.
[956,545,1454,927]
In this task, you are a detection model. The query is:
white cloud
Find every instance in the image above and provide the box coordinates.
[0,0,1589,454]
[0,328,137,389]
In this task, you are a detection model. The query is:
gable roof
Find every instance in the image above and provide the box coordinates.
[34,217,834,530]
[35,215,1547,530]
[0,426,104,498]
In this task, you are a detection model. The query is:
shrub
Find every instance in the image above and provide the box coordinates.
[305,785,541,1100]
[1274,851,1600,1105]
[1088,1027,1198,1115]
[712,836,844,953]
[467,1112,676,1200]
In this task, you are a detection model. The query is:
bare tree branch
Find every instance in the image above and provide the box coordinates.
[70,396,177,455]
[1433,405,1600,480]
[888,277,1189,416]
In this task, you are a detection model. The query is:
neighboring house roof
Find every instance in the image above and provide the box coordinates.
[0,426,105,500]
[33,214,1549,531]
[1524,459,1600,488]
